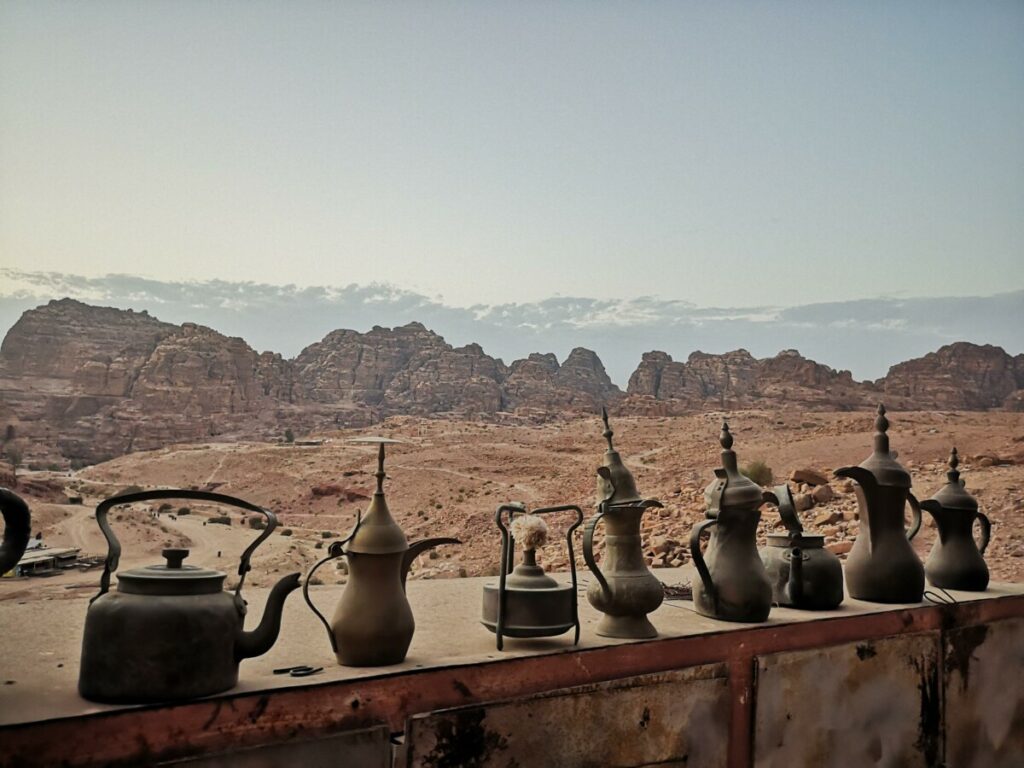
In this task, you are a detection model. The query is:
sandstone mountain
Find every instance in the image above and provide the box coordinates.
[1,299,1021,466]
[625,348,875,412]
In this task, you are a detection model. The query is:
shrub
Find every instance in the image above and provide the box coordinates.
[157,503,173,513]
[321,531,335,538]
[279,528,293,537]
[742,461,774,487]
[284,428,295,443]
[248,516,267,529]
[209,515,232,526]
[177,507,191,515]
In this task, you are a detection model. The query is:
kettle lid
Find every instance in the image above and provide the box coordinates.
[858,405,912,488]
[703,421,763,511]
[117,548,225,595]
[345,439,409,555]
[928,447,978,511]
[596,408,644,506]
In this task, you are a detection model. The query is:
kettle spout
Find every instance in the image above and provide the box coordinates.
[787,547,804,606]
[235,572,301,660]
[834,465,877,491]
[402,538,460,588]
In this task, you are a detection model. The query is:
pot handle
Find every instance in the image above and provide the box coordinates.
[975,511,991,556]
[689,518,719,611]
[907,492,922,541]
[302,542,348,654]
[91,489,277,604]
[582,506,610,600]
[302,511,362,654]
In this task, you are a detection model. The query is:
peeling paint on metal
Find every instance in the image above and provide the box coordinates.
[405,665,729,768]
[753,632,941,768]
[944,618,1024,768]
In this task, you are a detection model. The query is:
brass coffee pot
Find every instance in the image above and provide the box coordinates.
[482,502,583,650]
[919,448,991,591]
[834,405,924,603]
[79,490,300,703]
[582,409,665,639]
[304,439,459,666]
[0,488,31,575]
[759,485,844,610]
[690,422,788,623]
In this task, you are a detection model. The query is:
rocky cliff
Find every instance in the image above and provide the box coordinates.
[1,299,1021,466]
[880,342,1024,410]
[0,301,620,465]
[625,348,875,411]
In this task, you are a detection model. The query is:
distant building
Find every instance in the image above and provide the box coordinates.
[4,547,81,577]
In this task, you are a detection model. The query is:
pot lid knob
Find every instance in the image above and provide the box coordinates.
[163,548,189,569]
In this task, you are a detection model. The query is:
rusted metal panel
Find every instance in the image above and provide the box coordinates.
[158,725,390,768]
[404,664,729,768]
[753,632,941,768]
[944,617,1024,768]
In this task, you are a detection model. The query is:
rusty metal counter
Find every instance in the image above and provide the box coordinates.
[1,571,1022,767]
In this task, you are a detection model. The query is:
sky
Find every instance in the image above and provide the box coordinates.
[1,3,1022,383]
[1,1,1022,309]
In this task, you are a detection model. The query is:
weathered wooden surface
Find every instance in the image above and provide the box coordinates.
[944,617,1024,768]
[753,633,942,768]
[404,665,729,768]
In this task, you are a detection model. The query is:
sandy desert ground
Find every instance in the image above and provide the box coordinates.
[2,409,1023,606]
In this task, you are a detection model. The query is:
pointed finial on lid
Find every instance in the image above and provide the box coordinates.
[375,442,387,495]
[946,446,961,484]
[873,403,890,455]
[601,406,615,451]
[720,420,734,451]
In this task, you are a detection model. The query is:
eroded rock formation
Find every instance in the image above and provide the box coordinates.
[2,299,1021,466]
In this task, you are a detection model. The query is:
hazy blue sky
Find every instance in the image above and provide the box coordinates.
[2,1,1022,308]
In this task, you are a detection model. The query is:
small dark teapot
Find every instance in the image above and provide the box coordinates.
[0,487,31,575]
[79,490,300,703]
[759,485,844,610]
[919,448,991,591]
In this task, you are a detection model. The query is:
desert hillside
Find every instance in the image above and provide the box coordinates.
[3,410,1022,608]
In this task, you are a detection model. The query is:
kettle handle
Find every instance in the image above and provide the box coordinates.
[91,489,277,604]
[763,484,801,535]
[302,511,362,654]
[582,506,610,600]
[906,492,922,541]
[689,518,719,611]
[302,542,347,654]
[0,487,31,576]
[974,511,992,556]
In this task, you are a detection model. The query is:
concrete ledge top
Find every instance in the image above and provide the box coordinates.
[1,568,1022,728]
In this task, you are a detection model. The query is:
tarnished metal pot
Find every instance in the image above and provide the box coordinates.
[689,423,773,623]
[584,501,664,638]
[79,490,300,703]
[920,448,991,591]
[758,485,844,611]
[835,406,924,604]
